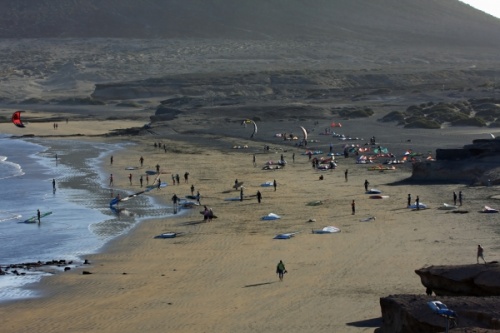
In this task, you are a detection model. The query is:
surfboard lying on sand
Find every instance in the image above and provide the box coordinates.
[274,231,299,239]
[262,213,281,220]
[369,195,389,199]
[312,226,341,234]
[482,206,499,213]
[154,232,183,239]
[439,203,458,210]
[20,212,52,223]
[366,189,381,194]
[409,202,428,209]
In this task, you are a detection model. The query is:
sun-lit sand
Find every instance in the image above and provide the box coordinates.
[1,115,499,333]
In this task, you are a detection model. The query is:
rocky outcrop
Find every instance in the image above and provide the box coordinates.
[412,138,500,184]
[92,69,500,102]
[377,295,500,333]
[415,264,500,297]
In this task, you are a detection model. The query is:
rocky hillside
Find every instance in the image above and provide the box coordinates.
[0,0,499,47]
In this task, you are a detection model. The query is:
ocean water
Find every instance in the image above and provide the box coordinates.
[0,135,173,301]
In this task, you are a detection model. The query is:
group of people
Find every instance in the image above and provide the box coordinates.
[202,205,215,222]
[170,172,189,185]
[453,191,463,206]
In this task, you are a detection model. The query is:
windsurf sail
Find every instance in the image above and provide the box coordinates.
[299,126,308,141]
[12,111,25,128]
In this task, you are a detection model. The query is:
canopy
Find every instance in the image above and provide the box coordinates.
[12,111,25,128]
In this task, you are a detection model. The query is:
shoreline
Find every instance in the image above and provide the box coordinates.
[0,135,178,303]
[1,116,499,332]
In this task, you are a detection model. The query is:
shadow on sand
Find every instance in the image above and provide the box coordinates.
[346,317,382,328]
[178,220,206,226]
[243,281,276,288]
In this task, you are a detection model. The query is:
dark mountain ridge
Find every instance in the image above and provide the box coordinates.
[1,0,500,48]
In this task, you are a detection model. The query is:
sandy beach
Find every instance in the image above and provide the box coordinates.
[0,113,498,333]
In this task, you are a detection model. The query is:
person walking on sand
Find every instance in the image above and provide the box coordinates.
[140,156,144,167]
[292,153,295,163]
[453,191,457,206]
[276,260,286,282]
[416,196,420,210]
[157,178,161,190]
[172,194,179,214]
[196,191,201,204]
[351,200,356,215]
[156,164,160,174]
[146,174,149,185]
[109,174,114,187]
[128,173,132,186]
[184,172,189,183]
[253,154,256,167]
[257,190,262,203]
[171,174,175,185]
[364,179,369,192]
[477,244,486,264]
[345,169,348,182]
[37,209,41,224]
[459,191,463,206]
[407,194,411,207]
[240,187,244,201]
[176,174,180,185]
[273,179,277,191]
[191,184,195,196]
[110,156,113,165]
[139,175,143,188]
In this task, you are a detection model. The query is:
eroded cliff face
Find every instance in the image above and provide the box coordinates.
[415,264,500,297]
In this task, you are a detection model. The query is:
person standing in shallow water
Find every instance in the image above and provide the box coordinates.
[276,260,286,281]
[453,191,457,206]
[407,194,411,207]
[37,209,41,224]
[364,179,369,192]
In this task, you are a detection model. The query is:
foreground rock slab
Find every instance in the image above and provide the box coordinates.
[377,294,500,333]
